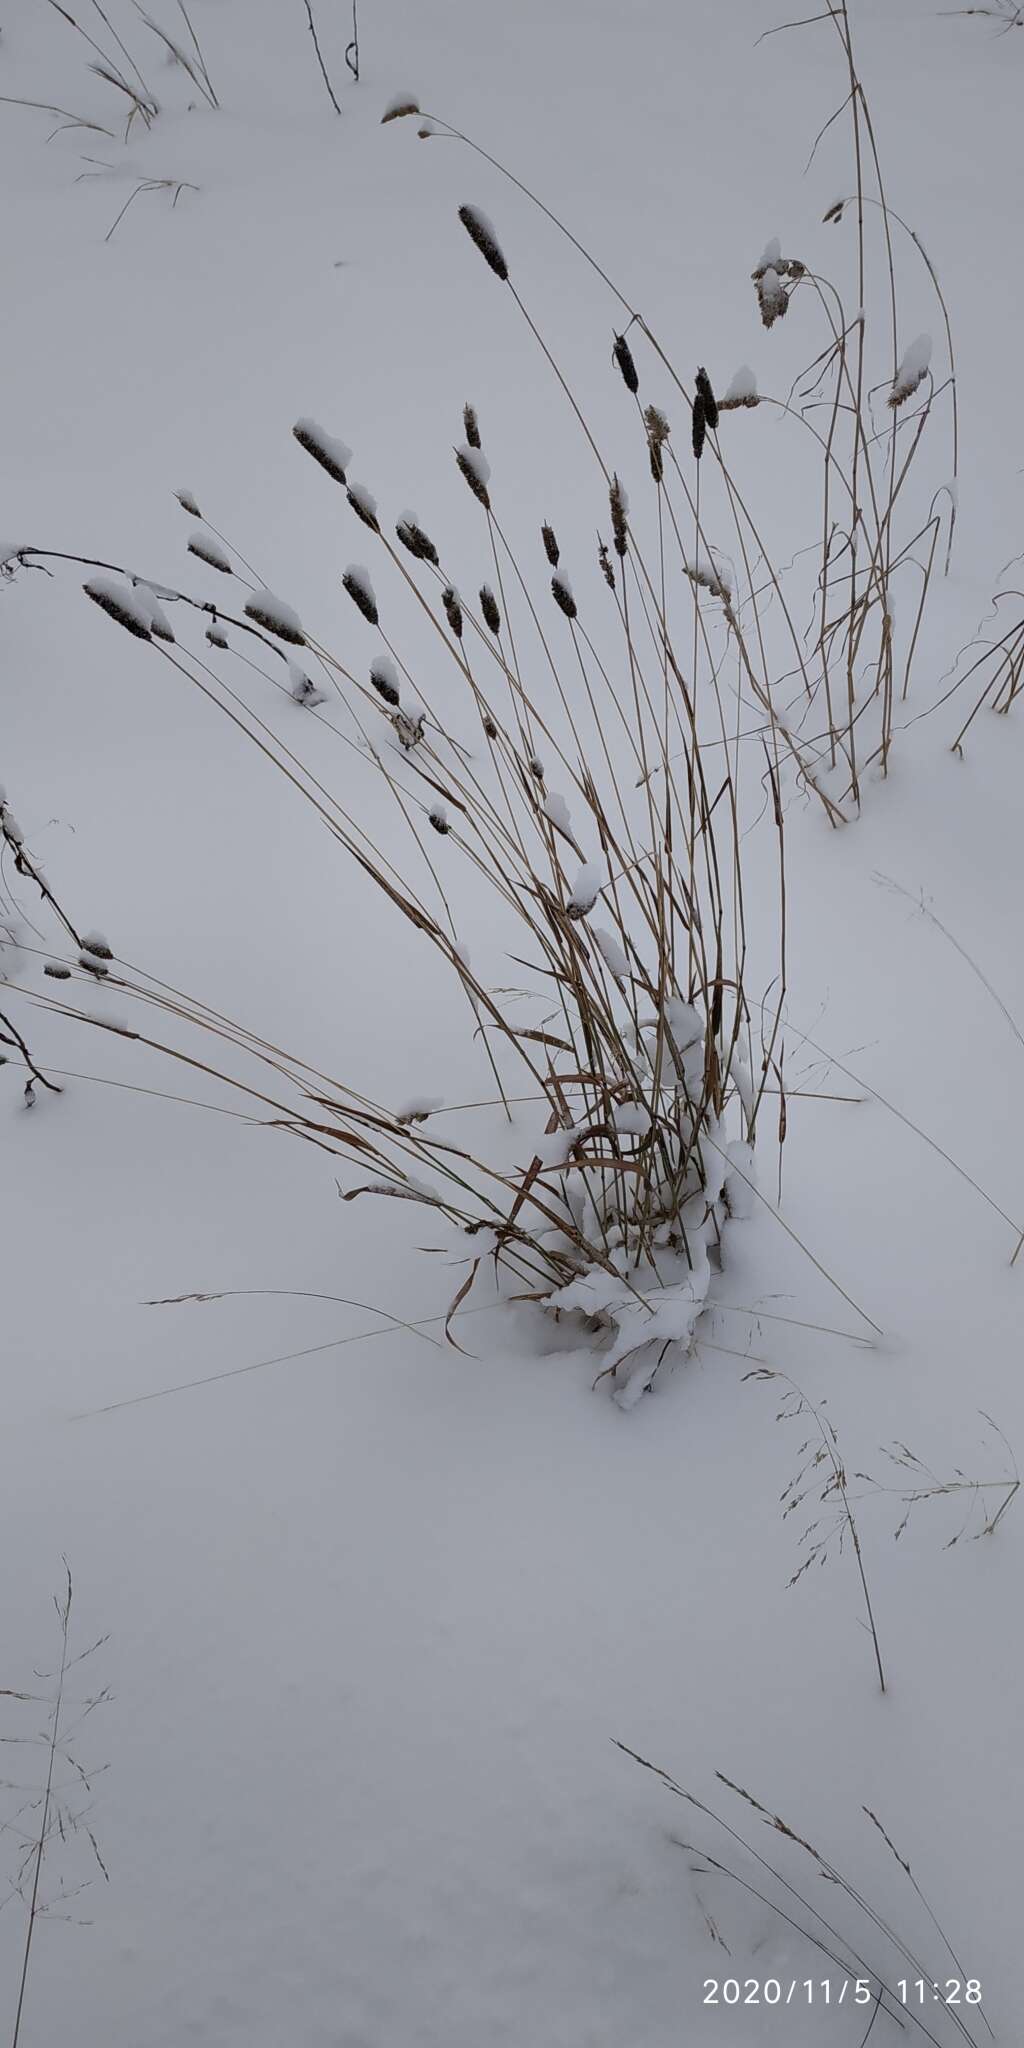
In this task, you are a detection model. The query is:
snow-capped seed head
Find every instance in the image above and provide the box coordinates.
[457,203,509,281]
[541,522,560,568]
[551,571,577,620]
[612,331,639,395]
[84,578,154,642]
[889,334,932,409]
[381,92,420,123]
[44,962,72,980]
[244,589,305,645]
[292,419,352,486]
[479,584,501,634]
[188,531,232,574]
[455,443,491,510]
[755,266,788,329]
[528,755,545,782]
[568,860,603,919]
[719,365,759,411]
[610,475,629,558]
[643,404,670,481]
[692,393,707,460]
[131,585,175,642]
[342,565,378,627]
[395,514,439,566]
[78,950,109,977]
[206,620,229,648]
[754,235,781,277]
[684,550,731,600]
[346,482,379,532]
[370,655,401,706]
[442,585,463,638]
[695,366,719,430]
[462,403,481,450]
[175,487,201,517]
[81,930,113,961]
[597,538,616,589]
[429,802,450,835]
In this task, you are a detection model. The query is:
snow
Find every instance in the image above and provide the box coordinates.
[4,2,1024,2043]
[592,925,629,979]
[541,790,573,835]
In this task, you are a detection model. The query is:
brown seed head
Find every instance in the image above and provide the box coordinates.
[458,204,509,281]
[442,585,464,638]
[463,404,481,449]
[396,516,440,566]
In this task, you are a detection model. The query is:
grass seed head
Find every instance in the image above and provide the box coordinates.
[542,523,560,567]
[462,403,481,449]
[370,657,400,705]
[610,475,629,558]
[396,515,440,566]
[188,533,232,573]
[458,203,509,281]
[695,366,719,430]
[443,585,464,638]
[381,93,420,123]
[84,579,153,641]
[692,393,707,460]
[551,572,577,620]
[342,568,379,627]
[347,483,380,532]
[292,419,351,485]
[455,444,491,510]
[429,802,450,834]
[643,404,670,481]
[174,487,201,516]
[612,331,639,394]
[755,267,789,328]
[598,538,616,589]
[480,583,501,634]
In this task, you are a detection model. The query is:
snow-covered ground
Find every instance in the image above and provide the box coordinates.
[3,2,1023,2041]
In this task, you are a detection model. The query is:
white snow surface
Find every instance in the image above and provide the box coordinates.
[3,4,1024,2045]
